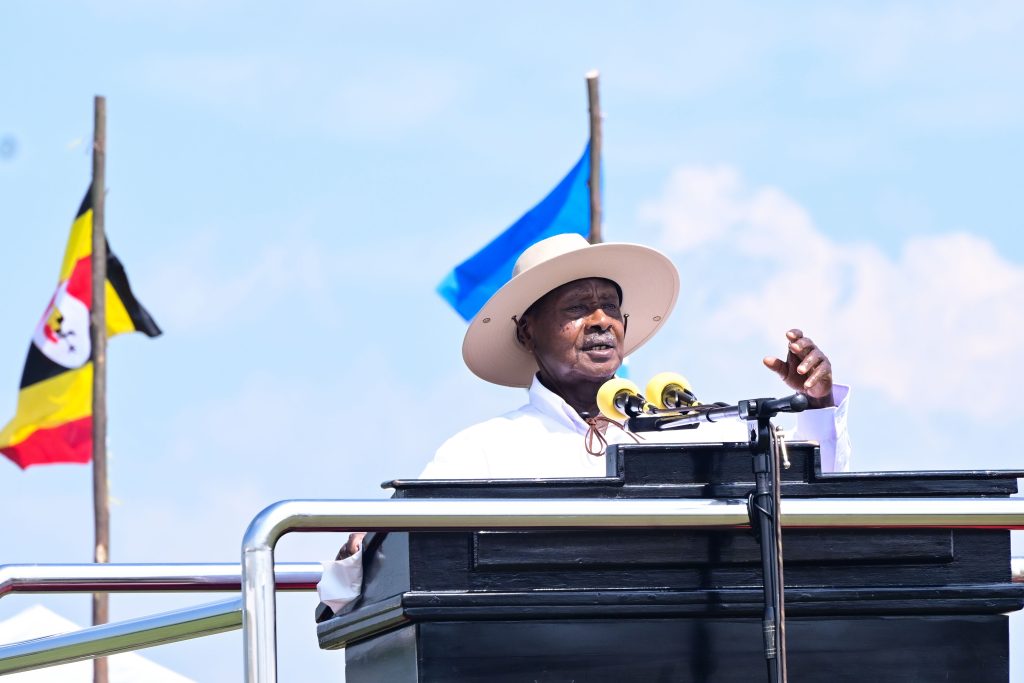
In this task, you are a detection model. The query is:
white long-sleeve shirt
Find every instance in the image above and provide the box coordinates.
[421,376,850,478]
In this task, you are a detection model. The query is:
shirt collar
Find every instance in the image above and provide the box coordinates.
[527,374,592,435]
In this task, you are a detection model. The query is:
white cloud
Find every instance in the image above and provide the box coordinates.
[640,165,1024,415]
[637,166,746,251]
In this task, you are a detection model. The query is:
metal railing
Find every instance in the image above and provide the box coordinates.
[1,498,1022,680]
[0,562,321,676]
[0,562,322,598]
[241,496,1024,683]
[0,598,242,675]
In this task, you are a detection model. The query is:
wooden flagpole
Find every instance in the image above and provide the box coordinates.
[586,70,602,244]
[90,94,110,683]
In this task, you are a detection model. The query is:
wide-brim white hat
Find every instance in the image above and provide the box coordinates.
[463,233,680,387]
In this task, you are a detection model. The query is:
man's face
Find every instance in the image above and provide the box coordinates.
[519,277,625,387]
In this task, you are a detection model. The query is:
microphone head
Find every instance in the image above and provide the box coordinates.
[596,377,642,421]
[645,371,698,409]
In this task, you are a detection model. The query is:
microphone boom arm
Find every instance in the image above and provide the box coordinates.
[626,393,809,433]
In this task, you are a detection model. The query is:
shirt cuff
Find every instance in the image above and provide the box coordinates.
[317,552,363,615]
[792,384,850,473]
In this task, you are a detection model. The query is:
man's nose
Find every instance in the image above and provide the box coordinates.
[585,306,615,330]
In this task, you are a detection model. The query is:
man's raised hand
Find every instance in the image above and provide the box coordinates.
[762,328,835,408]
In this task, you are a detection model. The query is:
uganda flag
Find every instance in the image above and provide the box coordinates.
[0,187,161,469]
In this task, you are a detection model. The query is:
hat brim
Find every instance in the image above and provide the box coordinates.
[462,242,680,387]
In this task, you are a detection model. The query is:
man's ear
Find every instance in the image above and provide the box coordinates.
[515,315,533,350]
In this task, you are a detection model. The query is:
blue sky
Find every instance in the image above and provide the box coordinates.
[1,1,1022,680]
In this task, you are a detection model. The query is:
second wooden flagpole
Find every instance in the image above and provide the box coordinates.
[586,70,602,245]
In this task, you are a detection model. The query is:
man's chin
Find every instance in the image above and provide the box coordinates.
[577,359,623,383]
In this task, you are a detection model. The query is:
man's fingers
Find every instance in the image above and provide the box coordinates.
[795,349,824,375]
[786,328,804,342]
[788,335,818,358]
[803,361,832,393]
[763,356,788,377]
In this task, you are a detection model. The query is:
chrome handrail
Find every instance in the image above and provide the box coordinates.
[0,563,322,676]
[0,562,322,599]
[0,598,241,675]
[240,496,1024,683]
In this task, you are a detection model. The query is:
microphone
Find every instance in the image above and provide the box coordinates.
[596,377,648,421]
[645,372,699,409]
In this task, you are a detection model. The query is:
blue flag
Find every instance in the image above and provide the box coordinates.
[437,144,595,320]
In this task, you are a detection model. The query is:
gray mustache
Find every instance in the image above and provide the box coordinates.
[582,334,616,349]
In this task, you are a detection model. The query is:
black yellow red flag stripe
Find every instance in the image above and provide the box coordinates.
[0,187,160,469]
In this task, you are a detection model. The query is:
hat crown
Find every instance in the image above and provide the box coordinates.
[512,233,592,279]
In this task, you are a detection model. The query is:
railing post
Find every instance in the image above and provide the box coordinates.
[242,501,299,683]
[243,543,278,682]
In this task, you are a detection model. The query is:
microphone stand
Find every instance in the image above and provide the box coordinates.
[628,393,808,683]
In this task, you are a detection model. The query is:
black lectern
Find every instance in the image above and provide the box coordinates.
[317,442,1024,682]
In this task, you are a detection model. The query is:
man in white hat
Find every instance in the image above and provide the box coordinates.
[324,234,848,575]
[419,232,847,480]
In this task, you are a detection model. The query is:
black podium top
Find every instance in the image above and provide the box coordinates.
[318,442,1024,651]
